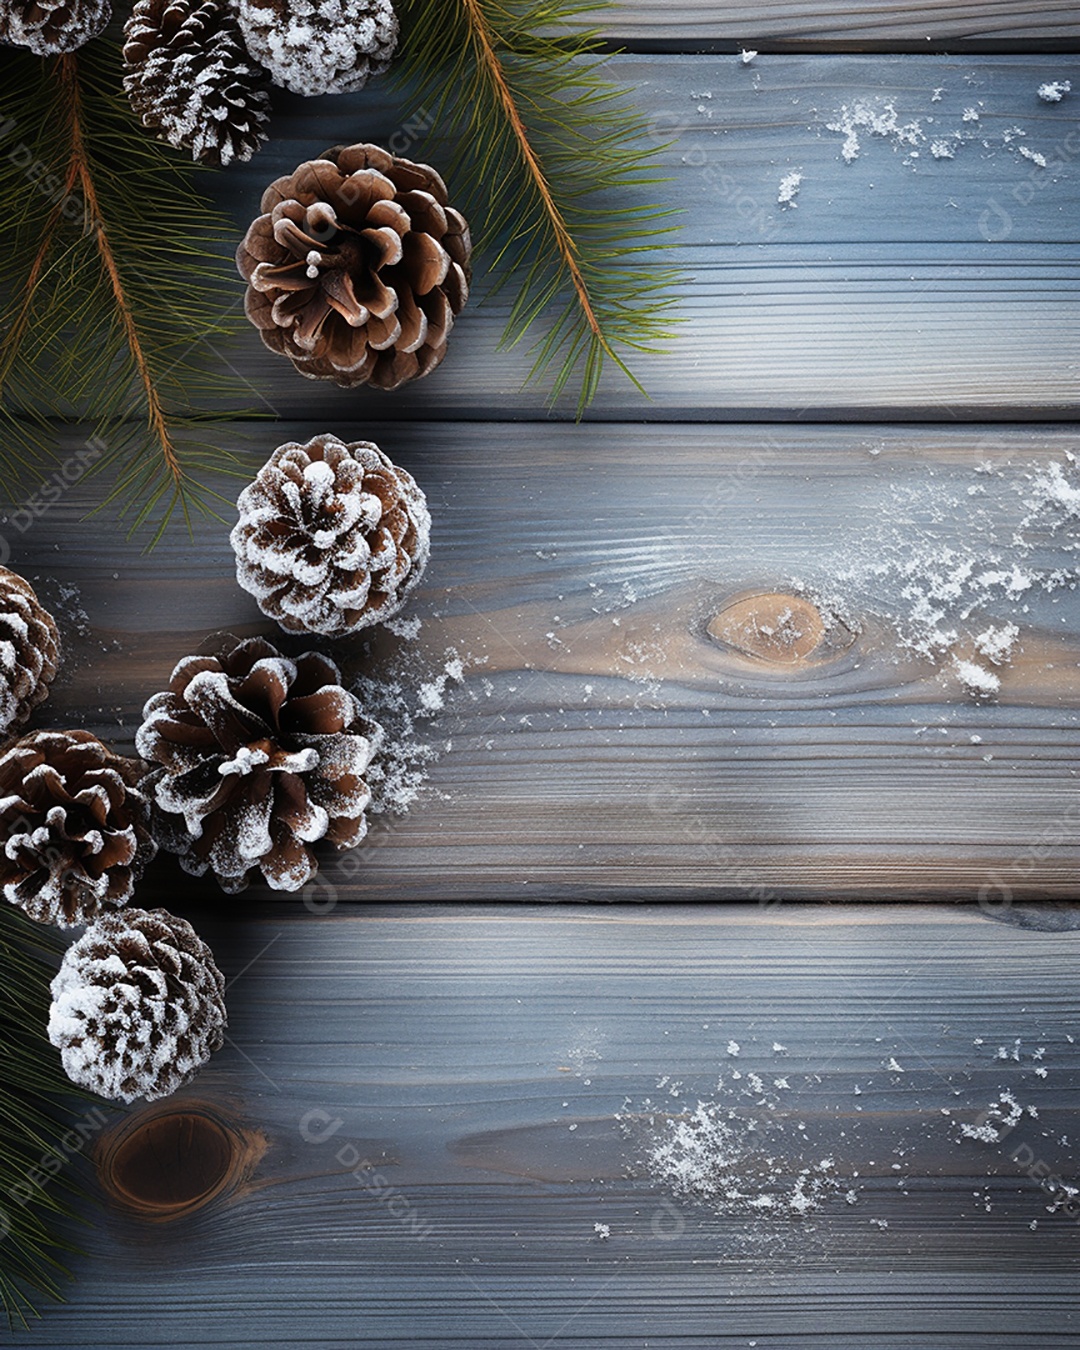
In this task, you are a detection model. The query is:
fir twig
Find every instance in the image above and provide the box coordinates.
[0,906,102,1330]
[394,0,681,411]
[0,43,252,541]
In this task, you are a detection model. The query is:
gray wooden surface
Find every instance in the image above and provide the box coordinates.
[3,2,1079,1345]
[14,906,1080,1348]
[583,2,1080,50]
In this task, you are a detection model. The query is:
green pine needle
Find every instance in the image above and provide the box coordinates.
[0,906,104,1331]
[394,0,682,412]
[0,43,251,541]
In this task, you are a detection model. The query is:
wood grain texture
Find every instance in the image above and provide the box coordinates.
[9,421,1079,902]
[583,1,1080,51]
[205,55,1080,421]
[14,905,1080,1347]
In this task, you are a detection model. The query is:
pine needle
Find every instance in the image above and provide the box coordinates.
[0,43,252,540]
[394,0,682,412]
[0,906,103,1330]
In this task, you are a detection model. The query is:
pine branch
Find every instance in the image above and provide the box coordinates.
[0,905,103,1330]
[0,43,253,540]
[59,54,185,501]
[394,0,681,411]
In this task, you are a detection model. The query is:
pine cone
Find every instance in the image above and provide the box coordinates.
[136,634,381,892]
[0,0,110,53]
[0,730,156,929]
[123,0,272,168]
[236,0,397,98]
[230,435,430,637]
[0,568,59,739]
[236,142,471,390]
[47,907,226,1103]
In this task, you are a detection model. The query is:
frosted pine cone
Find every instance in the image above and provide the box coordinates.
[236,142,471,390]
[0,0,110,53]
[231,435,430,636]
[0,568,59,739]
[0,730,156,929]
[136,633,381,892]
[48,908,226,1103]
[123,0,272,168]
[236,0,397,98]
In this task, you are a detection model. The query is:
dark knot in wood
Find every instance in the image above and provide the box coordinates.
[94,1102,263,1221]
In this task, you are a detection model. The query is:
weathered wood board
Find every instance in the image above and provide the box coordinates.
[206,55,1080,421]
[14,906,1080,1348]
[11,421,1079,902]
[587,2,1080,51]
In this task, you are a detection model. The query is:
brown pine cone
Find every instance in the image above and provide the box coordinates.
[136,633,381,892]
[236,0,397,98]
[48,907,227,1103]
[0,0,110,53]
[0,730,156,928]
[230,434,430,636]
[236,142,471,391]
[0,567,59,739]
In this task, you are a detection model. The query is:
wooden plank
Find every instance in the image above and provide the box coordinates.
[207,55,1080,421]
[11,421,1080,902]
[587,1,1080,52]
[16,905,1080,1347]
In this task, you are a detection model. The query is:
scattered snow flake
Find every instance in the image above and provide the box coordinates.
[885,1057,905,1073]
[953,657,1000,697]
[777,170,803,206]
[1018,145,1048,166]
[1038,80,1071,102]
[974,622,1019,665]
[593,1222,611,1239]
[727,1040,740,1057]
[740,48,758,64]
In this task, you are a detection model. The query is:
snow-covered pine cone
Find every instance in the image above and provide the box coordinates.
[123,0,272,168]
[0,0,110,53]
[0,730,156,928]
[231,434,431,636]
[0,568,59,740]
[236,0,397,98]
[236,142,471,390]
[136,633,381,892]
[48,907,227,1103]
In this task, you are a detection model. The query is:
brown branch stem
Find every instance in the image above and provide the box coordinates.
[457,0,614,359]
[59,54,182,489]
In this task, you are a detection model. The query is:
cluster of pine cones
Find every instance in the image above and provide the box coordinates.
[122,0,399,165]
[1,0,399,167]
[122,0,400,166]
[0,567,225,1105]
[0,432,430,1105]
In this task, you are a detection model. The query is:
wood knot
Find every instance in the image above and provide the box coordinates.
[94,1101,264,1222]
[706,592,856,667]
